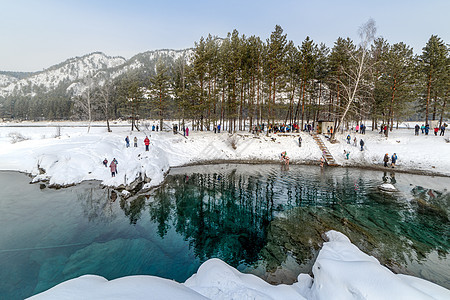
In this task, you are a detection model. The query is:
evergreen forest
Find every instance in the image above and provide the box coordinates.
[1,22,448,136]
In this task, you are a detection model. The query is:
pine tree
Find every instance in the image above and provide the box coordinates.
[419,35,448,126]
[150,60,172,130]
[266,25,287,127]
[381,42,415,135]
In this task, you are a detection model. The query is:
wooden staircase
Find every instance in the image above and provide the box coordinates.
[312,134,338,166]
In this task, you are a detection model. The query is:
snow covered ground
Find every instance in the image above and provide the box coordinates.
[0,121,449,190]
[1,120,449,299]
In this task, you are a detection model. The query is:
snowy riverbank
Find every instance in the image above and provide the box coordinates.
[1,121,449,191]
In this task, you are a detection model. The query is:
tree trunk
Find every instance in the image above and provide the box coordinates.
[439,96,447,128]
[425,71,432,125]
[301,80,306,130]
[387,78,397,137]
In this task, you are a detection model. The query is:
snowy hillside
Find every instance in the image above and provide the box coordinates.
[0,74,17,88]
[0,49,193,98]
[0,52,125,97]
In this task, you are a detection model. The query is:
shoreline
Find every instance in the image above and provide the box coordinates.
[177,159,450,178]
[3,158,449,192]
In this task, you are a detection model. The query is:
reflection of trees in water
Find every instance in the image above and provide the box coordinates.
[117,166,449,285]
[120,196,146,225]
[149,189,173,237]
[260,172,449,284]
[166,171,275,267]
[79,187,116,223]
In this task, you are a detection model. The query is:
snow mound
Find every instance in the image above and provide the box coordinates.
[184,258,306,300]
[378,183,397,192]
[27,274,207,300]
[304,230,450,300]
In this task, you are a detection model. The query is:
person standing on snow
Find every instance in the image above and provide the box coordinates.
[103,158,108,167]
[391,153,397,168]
[185,127,189,136]
[134,136,138,147]
[383,153,389,167]
[360,139,364,151]
[113,158,118,174]
[109,160,117,177]
[440,124,446,136]
[346,134,351,144]
[298,136,302,147]
[144,136,150,151]
[414,124,420,136]
[125,136,130,148]
[353,137,357,147]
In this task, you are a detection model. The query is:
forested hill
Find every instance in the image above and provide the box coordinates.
[0,25,447,131]
[0,49,192,99]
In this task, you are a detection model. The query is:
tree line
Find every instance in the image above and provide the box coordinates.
[1,21,448,135]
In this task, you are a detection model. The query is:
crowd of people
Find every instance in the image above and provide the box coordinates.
[105,121,448,177]
[414,123,446,136]
[103,135,152,177]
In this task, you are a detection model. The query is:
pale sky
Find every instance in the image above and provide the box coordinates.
[1,0,449,72]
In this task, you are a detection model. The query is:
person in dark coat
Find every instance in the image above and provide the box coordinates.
[414,124,420,136]
[298,136,302,147]
[360,139,364,151]
[125,136,130,148]
[383,153,389,167]
[391,153,397,168]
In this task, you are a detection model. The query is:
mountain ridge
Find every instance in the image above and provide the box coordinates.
[0,48,193,99]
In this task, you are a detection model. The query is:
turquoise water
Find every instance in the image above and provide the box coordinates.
[0,165,449,299]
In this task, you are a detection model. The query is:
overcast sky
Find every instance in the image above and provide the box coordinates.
[1,0,449,72]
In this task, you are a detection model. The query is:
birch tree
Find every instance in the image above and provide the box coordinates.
[332,19,376,140]
[73,74,94,133]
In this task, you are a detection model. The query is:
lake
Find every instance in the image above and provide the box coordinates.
[0,165,449,299]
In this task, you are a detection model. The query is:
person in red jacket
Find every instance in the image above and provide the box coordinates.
[144,136,150,151]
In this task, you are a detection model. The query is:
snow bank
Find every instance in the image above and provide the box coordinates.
[27,274,208,300]
[1,122,448,191]
[302,231,450,300]
[28,231,450,300]
[0,123,322,189]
